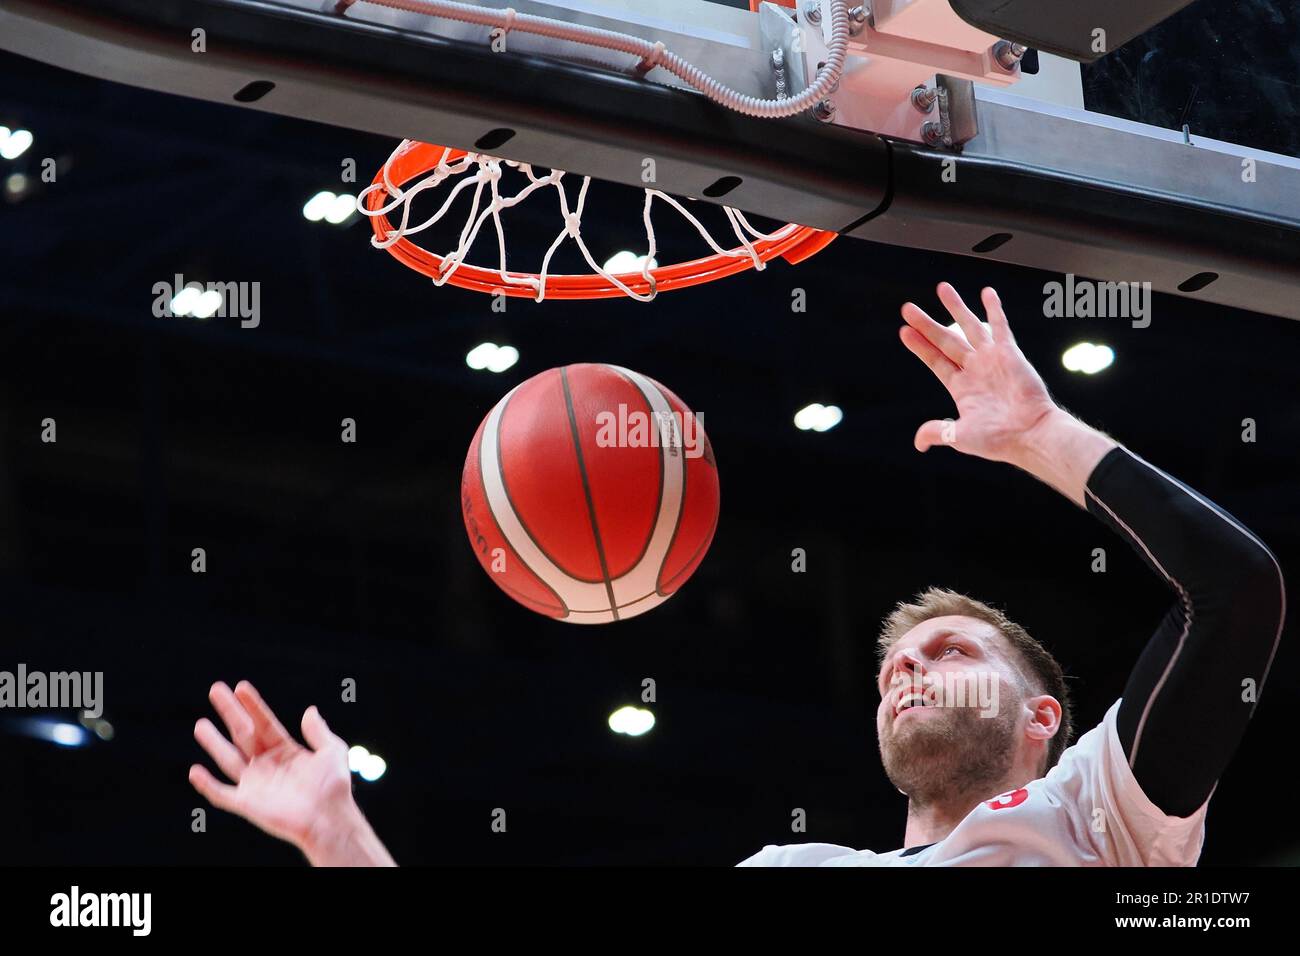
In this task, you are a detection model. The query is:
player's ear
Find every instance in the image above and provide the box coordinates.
[1024,694,1062,742]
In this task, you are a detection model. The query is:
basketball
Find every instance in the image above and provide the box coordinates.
[461,364,720,623]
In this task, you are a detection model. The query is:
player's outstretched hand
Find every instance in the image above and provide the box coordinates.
[898,282,1057,463]
[189,680,393,865]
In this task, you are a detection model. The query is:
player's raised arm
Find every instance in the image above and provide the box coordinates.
[899,284,1286,820]
[189,680,396,866]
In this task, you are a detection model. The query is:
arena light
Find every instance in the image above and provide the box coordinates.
[0,127,33,160]
[347,745,369,772]
[485,346,519,373]
[170,285,204,317]
[1062,342,1114,375]
[602,250,658,274]
[10,717,92,748]
[191,289,223,319]
[324,193,357,225]
[465,342,519,373]
[169,284,222,319]
[4,172,31,200]
[49,722,87,747]
[793,403,843,432]
[359,753,387,782]
[302,190,357,224]
[302,190,335,222]
[347,744,387,782]
[607,705,655,736]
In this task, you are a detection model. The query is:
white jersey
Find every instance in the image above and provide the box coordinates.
[738,700,1210,867]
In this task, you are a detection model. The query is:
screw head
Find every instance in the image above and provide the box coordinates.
[804,2,822,25]
[921,122,944,146]
[812,99,836,123]
[992,40,1026,72]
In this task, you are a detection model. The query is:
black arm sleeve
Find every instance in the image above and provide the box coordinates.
[1084,447,1286,818]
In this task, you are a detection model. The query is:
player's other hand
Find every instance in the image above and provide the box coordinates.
[189,680,357,860]
[898,282,1057,463]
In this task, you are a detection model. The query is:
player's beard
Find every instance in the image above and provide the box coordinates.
[879,701,1019,808]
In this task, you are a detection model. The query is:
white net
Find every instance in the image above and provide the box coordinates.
[357,141,804,302]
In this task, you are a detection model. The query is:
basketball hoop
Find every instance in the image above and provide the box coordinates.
[359,140,836,302]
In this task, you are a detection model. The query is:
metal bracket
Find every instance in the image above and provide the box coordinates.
[758,1,807,101]
[937,73,978,147]
[920,76,978,148]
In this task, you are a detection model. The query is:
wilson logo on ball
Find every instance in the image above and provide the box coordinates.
[461,364,720,623]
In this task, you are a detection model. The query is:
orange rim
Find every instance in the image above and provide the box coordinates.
[366,141,836,300]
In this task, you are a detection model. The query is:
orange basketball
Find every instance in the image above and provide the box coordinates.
[461,364,720,623]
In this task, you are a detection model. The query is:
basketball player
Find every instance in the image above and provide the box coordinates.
[188,283,1285,866]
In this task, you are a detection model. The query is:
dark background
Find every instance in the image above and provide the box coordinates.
[0,0,1296,866]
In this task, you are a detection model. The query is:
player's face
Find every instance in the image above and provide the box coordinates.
[875,616,1023,802]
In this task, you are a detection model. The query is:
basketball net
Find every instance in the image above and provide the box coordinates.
[358,140,835,302]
